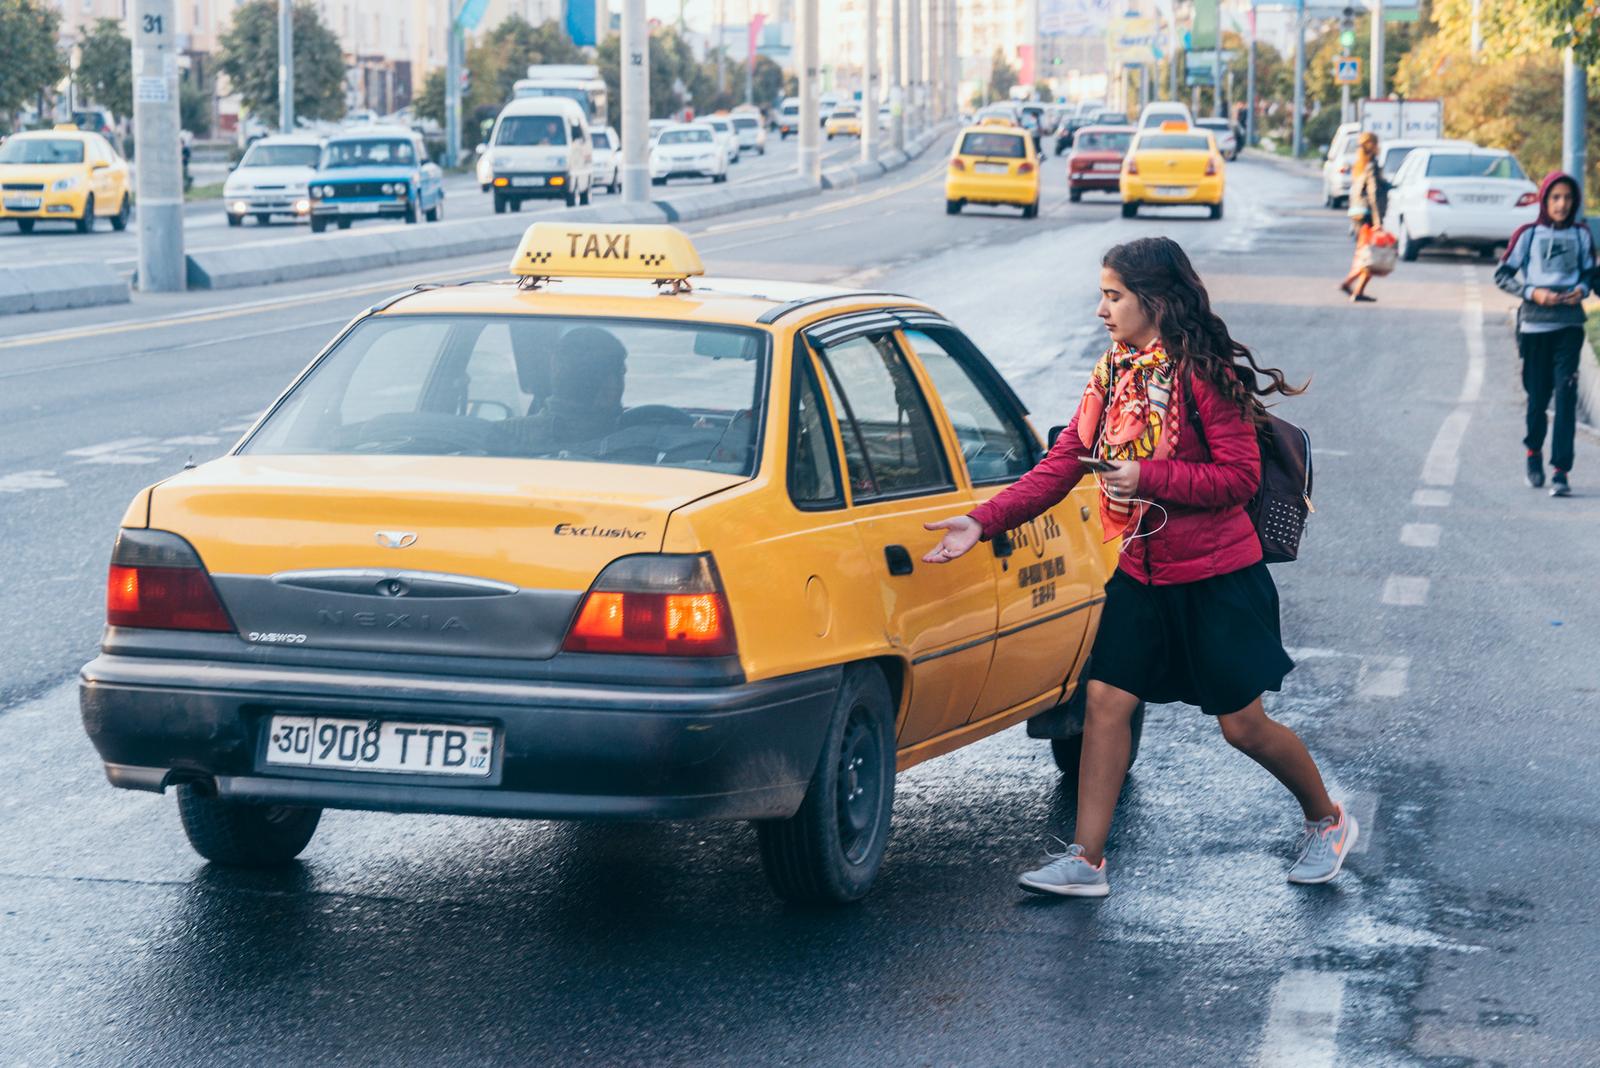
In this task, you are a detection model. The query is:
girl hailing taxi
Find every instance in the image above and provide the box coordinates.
[922,237,1355,897]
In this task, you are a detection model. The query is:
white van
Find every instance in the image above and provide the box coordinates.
[478,97,593,212]
[512,64,608,128]
[1137,101,1195,128]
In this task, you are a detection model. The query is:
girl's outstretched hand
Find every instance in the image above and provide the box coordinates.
[923,515,983,563]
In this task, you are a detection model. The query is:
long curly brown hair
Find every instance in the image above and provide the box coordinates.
[1102,237,1304,423]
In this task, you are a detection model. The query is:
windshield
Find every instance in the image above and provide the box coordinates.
[1075,131,1132,152]
[660,129,712,145]
[1137,134,1210,151]
[959,132,1026,158]
[323,139,415,168]
[0,138,85,164]
[833,110,858,120]
[241,315,767,476]
[241,144,321,168]
[1425,153,1526,180]
[1141,111,1187,127]
[496,115,568,147]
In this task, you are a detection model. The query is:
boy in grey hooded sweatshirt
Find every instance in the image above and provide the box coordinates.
[1495,171,1595,496]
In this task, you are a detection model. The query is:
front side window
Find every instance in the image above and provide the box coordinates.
[959,132,1027,158]
[497,116,568,147]
[323,139,415,167]
[814,333,950,501]
[904,330,1034,483]
[243,315,766,476]
[0,138,84,164]
[590,130,612,149]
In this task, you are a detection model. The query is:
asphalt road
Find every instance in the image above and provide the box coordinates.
[0,135,858,270]
[1,148,1597,1065]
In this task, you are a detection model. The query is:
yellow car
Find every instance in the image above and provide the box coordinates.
[824,107,863,139]
[0,124,131,233]
[945,120,1041,217]
[1120,121,1225,219]
[79,223,1122,903]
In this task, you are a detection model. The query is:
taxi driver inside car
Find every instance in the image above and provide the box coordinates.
[79,221,1118,905]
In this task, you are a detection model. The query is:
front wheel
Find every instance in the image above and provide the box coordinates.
[310,216,327,233]
[16,219,35,233]
[255,212,270,225]
[579,184,591,206]
[1049,703,1145,778]
[403,197,418,224]
[1121,201,1138,218]
[756,664,896,904]
[1069,188,1082,203]
[226,212,243,227]
[945,199,961,215]
[76,195,95,233]
[176,785,321,866]
[111,196,130,231]
[565,186,577,207]
[336,218,352,230]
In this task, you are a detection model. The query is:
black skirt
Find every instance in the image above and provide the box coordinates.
[1087,562,1295,717]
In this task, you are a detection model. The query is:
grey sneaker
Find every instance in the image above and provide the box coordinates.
[1017,839,1110,897]
[1287,804,1359,884]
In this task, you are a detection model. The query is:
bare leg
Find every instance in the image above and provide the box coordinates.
[1350,267,1372,300]
[1071,680,1141,866]
[1216,699,1337,821]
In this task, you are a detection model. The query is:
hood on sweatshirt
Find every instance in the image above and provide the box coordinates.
[1536,170,1583,229]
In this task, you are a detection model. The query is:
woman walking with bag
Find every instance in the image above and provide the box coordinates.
[1340,132,1387,303]
[922,237,1354,897]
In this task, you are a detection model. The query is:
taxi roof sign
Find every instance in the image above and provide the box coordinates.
[510,222,705,285]
[1159,119,1189,132]
[977,116,1019,127]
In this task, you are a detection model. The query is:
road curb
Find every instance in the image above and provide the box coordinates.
[0,263,130,314]
[1241,147,1321,177]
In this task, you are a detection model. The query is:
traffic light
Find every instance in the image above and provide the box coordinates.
[1339,6,1356,50]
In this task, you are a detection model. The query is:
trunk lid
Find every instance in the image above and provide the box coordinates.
[1135,150,1210,180]
[146,456,745,659]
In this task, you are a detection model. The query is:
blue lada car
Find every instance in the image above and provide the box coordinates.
[308,126,444,233]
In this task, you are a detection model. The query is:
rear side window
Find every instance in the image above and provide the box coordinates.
[959,132,1027,159]
[497,115,568,146]
[814,334,951,501]
[904,330,1034,484]
[788,351,843,508]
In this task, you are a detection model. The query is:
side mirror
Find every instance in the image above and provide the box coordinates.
[475,142,488,155]
[91,160,109,171]
[1046,425,1067,449]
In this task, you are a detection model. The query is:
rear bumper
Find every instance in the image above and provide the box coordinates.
[1121,176,1223,204]
[1068,171,1121,190]
[946,175,1038,206]
[80,653,841,821]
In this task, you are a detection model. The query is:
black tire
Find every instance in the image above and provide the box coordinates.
[1069,188,1082,203]
[1121,201,1138,218]
[403,196,418,224]
[565,186,577,207]
[714,172,728,184]
[756,664,896,904]
[310,216,327,233]
[946,199,961,215]
[652,176,667,186]
[1209,201,1224,220]
[579,184,591,206]
[111,196,129,231]
[1478,245,1497,260]
[510,197,521,212]
[76,195,95,233]
[226,212,243,227]
[1049,703,1145,777]
[1023,200,1039,219]
[255,212,270,225]
[336,218,352,230]
[176,784,321,866]
[1399,223,1420,262]
[16,219,35,233]
[493,191,506,213]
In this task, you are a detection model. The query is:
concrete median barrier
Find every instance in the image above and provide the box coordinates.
[0,263,129,314]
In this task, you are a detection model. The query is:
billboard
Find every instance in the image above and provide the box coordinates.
[1040,0,1116,38]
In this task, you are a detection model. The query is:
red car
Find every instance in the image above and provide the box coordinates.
[1067,125,1135,202]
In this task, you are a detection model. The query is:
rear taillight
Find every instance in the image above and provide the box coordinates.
[949,158,966,171]
[1339,164,1351,175]
[106,529,233,632]
[563,554,736,657]
[1126,158,1139,175]
[1067,155,1083,171]
[1426,188,1450,204]
[1018,161,1035,174]
[1515,191,1538,207]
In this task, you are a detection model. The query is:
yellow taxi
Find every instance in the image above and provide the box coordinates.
[79,223,1122,903]
[1119,120,1225,219]
[945,118,1041,218]
[824,107,863,139]
[0,124,132,233]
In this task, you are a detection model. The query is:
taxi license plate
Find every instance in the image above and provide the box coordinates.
[1155,185,1190,197]
[264,714,494,777]
[513,176,545,187]
[975,162,1009,174]
[4,197,42,211]
[340,202,382,214]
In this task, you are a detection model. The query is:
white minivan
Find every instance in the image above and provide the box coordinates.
[478,97,593,212]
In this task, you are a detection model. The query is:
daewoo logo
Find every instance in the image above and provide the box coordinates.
[375,531,418,549]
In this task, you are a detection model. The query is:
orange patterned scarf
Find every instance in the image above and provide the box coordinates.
[1075,340,1181,541]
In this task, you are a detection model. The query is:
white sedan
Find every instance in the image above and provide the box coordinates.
[222,134,322,225]
[702,116,742,165]
[649,123,728,185]
[590,125,620,194]
[1382,147,1538,261]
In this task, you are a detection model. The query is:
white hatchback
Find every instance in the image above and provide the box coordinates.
[1383,147,1538,261]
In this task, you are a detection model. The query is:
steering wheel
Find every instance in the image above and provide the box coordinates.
[618,404,694,428]
[342,412,494,455]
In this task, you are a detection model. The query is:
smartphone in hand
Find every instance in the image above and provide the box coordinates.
[1077,455,1117,473]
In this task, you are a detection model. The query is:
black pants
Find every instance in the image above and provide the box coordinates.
[1519,327,1584,473]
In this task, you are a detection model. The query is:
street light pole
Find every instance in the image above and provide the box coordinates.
[278,0,294,132]
[889,0,904,151]
[1370,0,1384,99]
[1246,0,1256,145]
[1563,48,1587,187]
[1292,0,1305,157]
[621,0,650,202]
[445,0,462,168]
[798,0,821,183]
[862,0,879,161]
[133,0,185,291]
[906,0,922,139]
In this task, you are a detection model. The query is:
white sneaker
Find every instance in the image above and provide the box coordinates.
[1017,840,1110,897]
[1287,804,1358,884]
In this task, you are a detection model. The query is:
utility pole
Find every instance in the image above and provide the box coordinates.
[1470,0,1482,57]
[621,0,649,202]
[133,0,184,291]
[716,0,726,95]
[863,0,879,161]
[927,0,941,121]
[1214,6,1223,117]
[1563,48,1586,187]
[906,0,922,139]
[445,0,462,168]
[889,0,904,150]
[1292,0,1305,157]
[798,0,821,183]
[1370,0,1384,99]
[1246,0,1256,144]
[277,0,294,132]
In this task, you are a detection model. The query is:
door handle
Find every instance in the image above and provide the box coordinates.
[884,545,914,576]
[991,532,1014,558]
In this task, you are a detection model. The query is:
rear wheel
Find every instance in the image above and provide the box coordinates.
[1049,703,1145,778]
[756,664,896,904]
[336,218,352,230]
[1399,223,1420,262]
[1209,201,1224,220]
[1022,200,1039,219]
[1069,188,1082,203]
[310,216,327,233]
[1121,201,1138,218]
[111,196,130,231]
[945,199,961,215]
[714,172,728,184]
[176,785,321,866]
[16,219,34,234]
[76,195,95,233]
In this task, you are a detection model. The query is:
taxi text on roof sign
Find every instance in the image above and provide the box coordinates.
[510,222,705,282]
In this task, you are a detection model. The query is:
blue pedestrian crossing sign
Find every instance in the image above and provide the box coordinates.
[1334,57,1362,85]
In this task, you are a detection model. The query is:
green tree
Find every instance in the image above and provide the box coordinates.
[0,0,65,129]
[988,49,1018,101]
[751,55,784,109]
[180,75,211,136]
[76,18,131,121]
[1529,0,1600,66]
[595,28,709,129]
[218,0,345,127]
[481,16,585,107]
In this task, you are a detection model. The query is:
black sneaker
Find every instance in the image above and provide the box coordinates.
[1526,454,1546,488]
[1550,470,1571,497]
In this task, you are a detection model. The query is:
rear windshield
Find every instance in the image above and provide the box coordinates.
[496,115,568,147]
[0,138,85,164]
[833,110,858,119]
[590,130,612,149]
[242,316,767,476]
[241,143,321,168]
[959,132,1027,158]
[732,116,759,129]
[323,139,415,167]
[1075,130,1132,152]
[1135,134,1209,151]
[1425,153,1526,180]
[1141,111,1187,127]
[660,129,712,144]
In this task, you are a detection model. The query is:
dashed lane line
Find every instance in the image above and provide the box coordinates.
[1355,655,1410,698]
[1399,523,1441,548]
[1412,488,1452,508]
[1380,576,1430,607]
[1256,970,1347,1068]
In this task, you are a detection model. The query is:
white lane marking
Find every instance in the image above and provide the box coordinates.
[1459,283,1485,404]
[0,470,67,493]
[1420,410,1471,487]
[1317,448,1351,457]
[1399,523,1441,548]
[1356,655,1410,698]
[64,437,157,457]
[1412,488,1452,508]
[1381,576,1430,606]
[162,435,221,446]
[1340,791,1377,854]
[1256,970,1346,1068]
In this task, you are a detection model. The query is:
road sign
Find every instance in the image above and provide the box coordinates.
[1334,56,1361,85]
[455,0,489,30]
